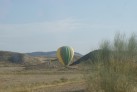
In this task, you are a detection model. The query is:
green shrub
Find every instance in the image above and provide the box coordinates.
[86,33,137,92]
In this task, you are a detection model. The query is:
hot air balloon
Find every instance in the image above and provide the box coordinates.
[57,46,74,66]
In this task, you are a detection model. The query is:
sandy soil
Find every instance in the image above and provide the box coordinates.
[0,66,86,92]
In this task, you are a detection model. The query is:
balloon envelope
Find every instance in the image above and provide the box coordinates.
[57,46,74,66]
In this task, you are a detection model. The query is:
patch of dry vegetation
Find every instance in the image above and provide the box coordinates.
[86,33,137,92]
[0,66,83,92]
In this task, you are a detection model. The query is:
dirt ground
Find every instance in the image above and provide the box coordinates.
[32,81,86,92]
[0,66,86,92]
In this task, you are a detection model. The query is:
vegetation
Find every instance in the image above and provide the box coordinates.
[1,33,137,92]
[86,33,137,92]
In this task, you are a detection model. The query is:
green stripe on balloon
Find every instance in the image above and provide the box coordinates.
[61,47,67,65]
[67,47,70,65]
[68,47,71,65]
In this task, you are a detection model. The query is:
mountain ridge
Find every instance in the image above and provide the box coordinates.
[71,49,101,65]
[26,51,82,57]
[0,51,82,66]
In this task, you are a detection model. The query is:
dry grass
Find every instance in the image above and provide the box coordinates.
[0,66,84,92]
[85,33,137,92]
[86,61,137,92]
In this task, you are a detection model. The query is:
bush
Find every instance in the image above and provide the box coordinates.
[86,33,137,92]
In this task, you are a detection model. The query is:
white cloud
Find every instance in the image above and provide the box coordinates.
[0,18,123,34]
[0,18,136,38]
[0,18,81,32]
[0,18,84,38]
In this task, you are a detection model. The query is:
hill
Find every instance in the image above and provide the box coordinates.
[0,51,82,67]
[26,51,82,57]
[0,51,49,65]
[71,50,101,65]
[0,51,25,63]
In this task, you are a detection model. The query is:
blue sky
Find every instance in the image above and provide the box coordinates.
[0,0,137,54]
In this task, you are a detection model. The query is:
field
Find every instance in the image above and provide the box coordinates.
[0,64,86,92]
[1,33,137,92]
